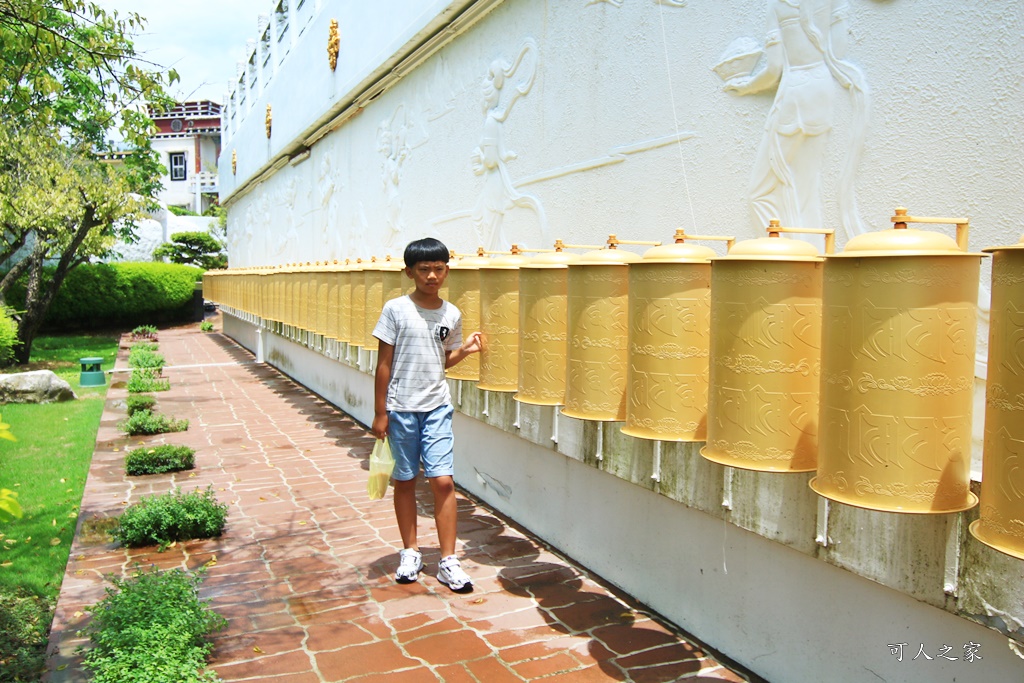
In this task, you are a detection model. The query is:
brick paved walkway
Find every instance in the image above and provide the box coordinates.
[44,319,753,682]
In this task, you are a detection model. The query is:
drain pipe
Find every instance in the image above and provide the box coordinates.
[722,466,734,511]
[651,440,662,483]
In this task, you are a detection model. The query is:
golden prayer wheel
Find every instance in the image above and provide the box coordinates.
[236,271,247,313]
[478,250,532,392]
[446,251,490,381]
[622,231,730,441]
[289,266,303,328]
[265,269,279,323]
[305,266,318,331]
[325,262,340,339]
[274,266,286,323]
[313,264,330,336]
[516,249,582,406]
[349,260,366,348]
[811,209,983,513]
[702,224,829,471]
[256,270,268,319]
[363,259,383,349]
[382,261,406,306]
[364,257,401,350]
[298,264,312,331]
[562,240,644,421]
[972,233,1024,557]
[281,267,291,324]
[335,261,352,343]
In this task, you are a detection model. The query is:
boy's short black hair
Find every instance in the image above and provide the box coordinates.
[404,237,450,268]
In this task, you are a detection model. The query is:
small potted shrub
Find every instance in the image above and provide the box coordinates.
[127,369,170,393]
[113,487,228,550]
[130,325,158,342]
[125,394,157,417]
[124,444,195,476]
[119,409,188,436]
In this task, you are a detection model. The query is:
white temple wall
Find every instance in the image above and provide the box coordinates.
[218,1,1024,680]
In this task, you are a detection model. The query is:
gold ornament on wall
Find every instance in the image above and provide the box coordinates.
[327,19,340,71]
[231,149,237,175]
[265,104,272,138]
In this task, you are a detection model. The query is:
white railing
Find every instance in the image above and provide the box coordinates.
[190,172,219,194]
[222,0,317,143]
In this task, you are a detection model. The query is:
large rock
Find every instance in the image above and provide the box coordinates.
[0,370,77,404]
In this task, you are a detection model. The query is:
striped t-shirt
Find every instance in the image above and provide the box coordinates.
[372,295,463,412]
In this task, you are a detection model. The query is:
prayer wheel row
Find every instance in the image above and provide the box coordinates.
[203,213,1024,560]
[203,258,409,348]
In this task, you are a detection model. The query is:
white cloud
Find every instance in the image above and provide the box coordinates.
[94,0,264,104]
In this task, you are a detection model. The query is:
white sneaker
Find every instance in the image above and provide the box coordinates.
[395,548,424,583]
[437,555,473,592]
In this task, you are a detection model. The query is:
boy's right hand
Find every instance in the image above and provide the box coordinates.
[371,413,389,440]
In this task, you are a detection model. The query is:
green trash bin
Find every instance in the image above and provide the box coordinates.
[79,357,106,387]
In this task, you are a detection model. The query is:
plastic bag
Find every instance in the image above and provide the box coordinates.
[367,437,395,500]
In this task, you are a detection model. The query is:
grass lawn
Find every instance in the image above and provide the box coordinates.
[0,332,119,680]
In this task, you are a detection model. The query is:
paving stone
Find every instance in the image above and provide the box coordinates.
[314,639,420,680]
[511,651,589,679]
[403,628,494,665]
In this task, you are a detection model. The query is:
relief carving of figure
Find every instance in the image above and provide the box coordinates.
[471,39,547,251]
[721,0,869,239]
[378,108,410,248]
[319,152,345,259]
[273,178,298,260]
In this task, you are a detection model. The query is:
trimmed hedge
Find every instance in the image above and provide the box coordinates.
[124,444,195,476]
[0,307,18,366]
[126,395,157,417]
[113,487,227,549]
[4,262,203,331]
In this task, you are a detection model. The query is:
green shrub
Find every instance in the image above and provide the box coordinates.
[125,394,157,417]
[113,487,227,549]
[0,587,54,681]
[128,345,165,371]
[131,325,159,340]
[4,262,203,331]
[80,565,226,683]
[125,444,195,476]
[199,321,213,332]
[0,306,20,367]
[119,410,188,436]
[127,369,170,393]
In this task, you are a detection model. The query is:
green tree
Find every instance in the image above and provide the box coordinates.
[0,128,149,363]
[0,1,176,149]
[0,1,177,363]
[153,231,227,270]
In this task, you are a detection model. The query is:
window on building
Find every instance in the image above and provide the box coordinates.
[170,152,187,181]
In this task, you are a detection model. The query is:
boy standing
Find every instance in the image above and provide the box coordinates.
[371,237,482,591]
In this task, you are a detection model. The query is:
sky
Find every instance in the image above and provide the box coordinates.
[94,0,263,105]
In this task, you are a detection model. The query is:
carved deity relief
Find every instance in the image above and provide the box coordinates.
[318,151,345,259]
[719,0,870,240]
[273,178,299,260]
[377,107,411,249]
[470,39,547,251]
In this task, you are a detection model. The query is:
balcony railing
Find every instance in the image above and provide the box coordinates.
[222,0,318,143]
[190,172,219,194]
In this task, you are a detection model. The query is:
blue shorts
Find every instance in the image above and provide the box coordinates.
[387,404,455,481]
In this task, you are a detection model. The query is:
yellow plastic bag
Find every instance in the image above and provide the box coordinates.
[367,437,394,500]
